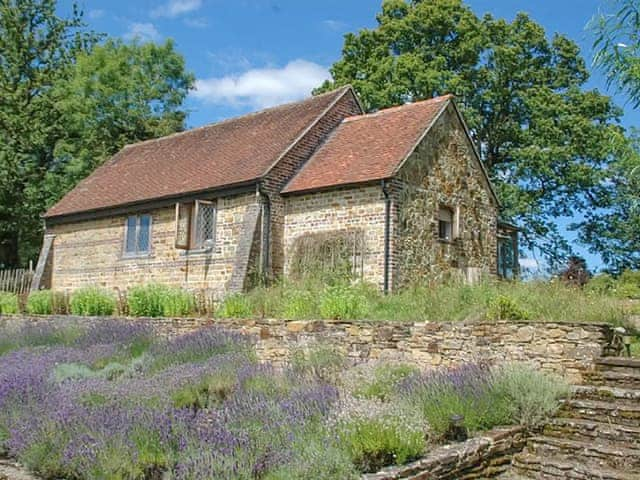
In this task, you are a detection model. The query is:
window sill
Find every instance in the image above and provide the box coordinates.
[120,253,154,261]
[180,248,214,256]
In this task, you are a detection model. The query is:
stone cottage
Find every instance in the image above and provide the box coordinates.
[34,86,518,297]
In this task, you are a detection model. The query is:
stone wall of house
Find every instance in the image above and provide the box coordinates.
[394,103,499,285]
[365,426,527,480]
[47,192,257,297]
[262,88,363,280]
[283,184,387,287]
[4,315,610,383]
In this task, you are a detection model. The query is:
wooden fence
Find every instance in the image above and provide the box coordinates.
[0,268,34,295]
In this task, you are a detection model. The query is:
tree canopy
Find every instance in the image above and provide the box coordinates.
[317,0,628,269]
[0,0,194,267]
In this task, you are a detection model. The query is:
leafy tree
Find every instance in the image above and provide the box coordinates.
[317,0,626,268]
[50,39,195,193]
[0,0,96,267]
[592,0,640,107]
[577,131,640,272]
[0,1,194,267]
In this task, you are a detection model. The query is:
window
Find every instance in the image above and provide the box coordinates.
[438,206,453,241]
[124,214,152,256]
[174,200,216,251]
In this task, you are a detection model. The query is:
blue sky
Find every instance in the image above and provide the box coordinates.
[60,0,638,270]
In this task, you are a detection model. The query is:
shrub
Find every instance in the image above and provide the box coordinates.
[282,290,318,319]
[216,293,254,318]
[319,283,369,320]
[617,269,640,299]
[485,295,531,321]
[26,290,53,315]
[0,292,18,314]
[490,363,569,426]
[290,345,346,382]
[127,284,166,317]
[70,287,116,316]
[585,273,616,296]
[353,363,419,401]
[332,398,425,473]
[162,287,194,317]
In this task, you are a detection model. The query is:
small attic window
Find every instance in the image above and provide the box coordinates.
[438,206,454,241]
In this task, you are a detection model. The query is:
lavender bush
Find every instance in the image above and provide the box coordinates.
[0,320,567,479]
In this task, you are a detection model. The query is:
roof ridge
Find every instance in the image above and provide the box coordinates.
[120,85,351,151]
[342,94,453,123]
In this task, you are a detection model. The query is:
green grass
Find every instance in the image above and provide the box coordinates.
[215,279,628,324]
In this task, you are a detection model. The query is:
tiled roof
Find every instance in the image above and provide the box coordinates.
[282,95,452,194]
[44,87,351,218]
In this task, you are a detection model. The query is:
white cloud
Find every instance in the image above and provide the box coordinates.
[88,9,105,19]
[192,59,330,109]
[124,22,161,42]
[322,19,347,31]
[152,0,202,18]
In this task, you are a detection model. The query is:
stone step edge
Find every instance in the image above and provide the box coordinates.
[572,384,640,400]
[562,397,640,413]
[512,452,637,480]
[548,416,640,435]
[596,357,640,368]
[528,434,640,458]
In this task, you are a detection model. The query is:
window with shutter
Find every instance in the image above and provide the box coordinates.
[174,200,216,251]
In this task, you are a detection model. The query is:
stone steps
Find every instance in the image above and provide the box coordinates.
[557,397,640,428]
[526,435,640,471]
[511,453,637,480]
[572,384,640,402]
[544,417,640,446]
[506,356,640,479]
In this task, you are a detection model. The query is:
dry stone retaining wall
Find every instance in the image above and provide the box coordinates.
[3,315,610,383]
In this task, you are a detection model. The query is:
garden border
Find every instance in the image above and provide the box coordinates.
[1,315,611,383]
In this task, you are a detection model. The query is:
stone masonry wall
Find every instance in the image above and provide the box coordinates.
[283,184,387,287]
[4,315,610,383]
[365,426,527,480]
[262,88,363,279]
[48,192,256,297]
[395,103,499,285]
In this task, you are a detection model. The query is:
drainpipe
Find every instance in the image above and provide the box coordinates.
[257,185,271,283]
[382,180,391,294]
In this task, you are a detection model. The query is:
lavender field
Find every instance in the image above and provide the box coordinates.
[0,320,568,479]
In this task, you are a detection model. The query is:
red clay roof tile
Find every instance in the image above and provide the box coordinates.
[44,87,350,218]
[282,95,452,194]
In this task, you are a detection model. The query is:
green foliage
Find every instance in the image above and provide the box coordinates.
[586,270,640,299]
[161,287,195,317]
[70,287,116,316]
[26,290,53,315]
[319,283,369,320]
[220,278,626,324]
[317,0,627,266]
[216,293,254,319]
[290,345,346,382]
[126,284,195,317]
[172,371,236,410]
[338,410,425,473]
[354,364,419,401]
[491,364,570,426]
[592,0,640,107]
[0,1,193,268]
[618,269,640,298]
[485,295,531,321]
[0,292,18,314]
[265,438,359,480]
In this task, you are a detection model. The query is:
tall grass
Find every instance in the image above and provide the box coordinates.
[0,292,18,314]
[70,287,116,316]
[217,279,627,324]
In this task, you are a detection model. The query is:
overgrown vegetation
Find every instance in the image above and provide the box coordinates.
[69,287,116,316]
[217,278,630,324]
[2,274,635,326]
[0,321,568,479]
